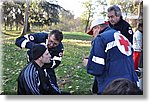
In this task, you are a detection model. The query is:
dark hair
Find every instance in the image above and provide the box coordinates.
[102,78,143,95]
[107,5,122,17]
[99,23,108,28]
[49,30,63,42]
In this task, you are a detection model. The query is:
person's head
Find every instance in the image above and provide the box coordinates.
[87,18,108,38]
[102,78,143,95]
[47,30,63,49]
[32,44,51,67]
[107,5,122,25]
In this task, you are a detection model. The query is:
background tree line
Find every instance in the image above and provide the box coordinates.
[81,0,143,32]
[1,0,143,35]
[1,0,85,35]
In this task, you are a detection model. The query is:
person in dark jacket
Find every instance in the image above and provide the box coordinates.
[107,5,133,44]
[15,30,63,88]
[18,44,62,95]
[84,18,138,94]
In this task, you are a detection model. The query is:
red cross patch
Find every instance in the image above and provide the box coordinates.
[114,32,132,56]
[119,35,129,51]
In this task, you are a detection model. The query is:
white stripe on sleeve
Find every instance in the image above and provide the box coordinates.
[92,56,105,65]
[21,39,30,48]
[53,56,62,61]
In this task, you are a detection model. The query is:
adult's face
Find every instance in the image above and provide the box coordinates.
[107,11,120,25]
[41,49,51,64]
[47,34,59,49]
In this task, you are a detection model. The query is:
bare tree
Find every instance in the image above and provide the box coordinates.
[81,0,95,33]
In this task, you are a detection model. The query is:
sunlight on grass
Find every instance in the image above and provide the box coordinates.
[63,39,91,47]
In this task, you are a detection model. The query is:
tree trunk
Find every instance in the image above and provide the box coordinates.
[21,0,30,36]
[85,14,90,33]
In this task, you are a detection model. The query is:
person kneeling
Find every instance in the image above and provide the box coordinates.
[17,44,66,95]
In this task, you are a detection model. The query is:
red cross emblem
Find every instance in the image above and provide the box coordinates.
[114,32,132,56]
[119,35,129,51]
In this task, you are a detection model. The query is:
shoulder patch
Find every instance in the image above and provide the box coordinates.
[114,32,132,56]
[128,30,133,35]
[59,52,63,57]
[29,35,34,41]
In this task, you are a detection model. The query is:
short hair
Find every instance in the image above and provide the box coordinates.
[99,23,108,28]
[107,5,122,17]
[49,30,63,42]
[102,78,143,95]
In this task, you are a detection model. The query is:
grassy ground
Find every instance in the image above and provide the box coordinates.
[1,30,95,95]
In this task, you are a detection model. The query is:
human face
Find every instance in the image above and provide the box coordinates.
[47,34,59,49]
[41,49,51,64]
[107,11,120,25]
[92,25,101,38]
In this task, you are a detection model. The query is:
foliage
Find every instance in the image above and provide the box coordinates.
[81,0,95,32]
[2,30,94,95]
[2,0,70,31]
[108,0,141,18]
[51,17,85,32]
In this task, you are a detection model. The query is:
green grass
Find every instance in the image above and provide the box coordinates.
[1,30,94,95]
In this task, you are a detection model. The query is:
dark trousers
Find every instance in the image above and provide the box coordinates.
[92,78,98,94]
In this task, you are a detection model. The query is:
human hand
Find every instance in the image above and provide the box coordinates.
[82,58,88,67]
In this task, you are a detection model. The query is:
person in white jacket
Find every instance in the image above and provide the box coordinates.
[133,23,143,71]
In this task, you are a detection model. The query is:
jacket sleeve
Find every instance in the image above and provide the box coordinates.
[124,25,133,44]
[87,36,106,76]
[15,32,48,49]
[18,66,41,95]
[50,48,64,69]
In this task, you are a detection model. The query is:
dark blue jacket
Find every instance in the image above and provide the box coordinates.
[109,17,133,44]
[15,32,64,69]
[87,27,138,94]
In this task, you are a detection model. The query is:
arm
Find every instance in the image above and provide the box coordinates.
[18,65,41,95]
[15,32,48,49]
[124,24,133,44]
[51,47,64,69]
[87,36,106,76]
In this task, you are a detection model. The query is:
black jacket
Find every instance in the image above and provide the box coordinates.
[109,17,133,44]
[17,61,61,95]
